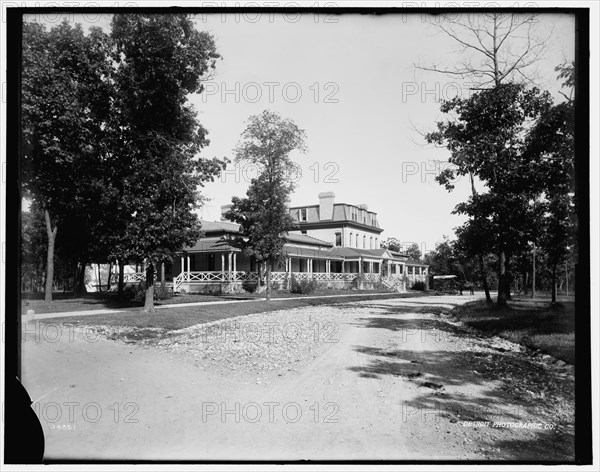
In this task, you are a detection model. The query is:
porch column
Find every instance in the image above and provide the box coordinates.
[186,256,191,282]
[359,258,363,275]
[221,254,225,274]
[342,261,345,273]
[180,256,184,274]
[369,261,373,274]
[387,260,391,276]
[228,252,233,278]
[233,253,237,273]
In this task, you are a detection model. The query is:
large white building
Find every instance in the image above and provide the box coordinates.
[288,192,383,249]
[139,192,430,293]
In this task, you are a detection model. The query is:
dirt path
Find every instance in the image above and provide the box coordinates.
[21,294,574,461]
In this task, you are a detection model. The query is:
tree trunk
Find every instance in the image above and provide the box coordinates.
[106,261,113,291]
[523,271,529,296]
[551,264,557,303]
[74,261,88,295]
[96,263,102,292]
[118,260,125,297]
[256,262,263,295]
[532,243,537,299]
[469,173,492,303]
[504,254,512,301]
[43,209,58,303]
[144,263,155,312]
[497,250,508,305]
[161,262,166,289]
[479,254,492,303]
[266,259,272,301]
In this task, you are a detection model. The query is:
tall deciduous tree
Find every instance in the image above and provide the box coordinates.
[109,14,225,312]
[226,110,307,301]
[417,13,557,304]
[525,62,576,302]
[22,21,113,302]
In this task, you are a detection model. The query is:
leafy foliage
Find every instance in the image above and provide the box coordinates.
[22,20,114,301]
[226,110,307,300]
[21,16,225,308]
[289,276,318,295]
[404,243,422,262]
[104,14,225,311]
[381,237,401,252]
[410,281,427,291]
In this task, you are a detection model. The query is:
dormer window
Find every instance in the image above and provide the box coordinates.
[301,208,307,221]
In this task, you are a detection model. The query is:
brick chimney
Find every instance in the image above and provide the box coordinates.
[318,192,335,220]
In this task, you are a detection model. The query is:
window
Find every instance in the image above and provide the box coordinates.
[375,238,378,247]
[335,232,342,247]
[301,208,307,221]
[356,235,359,248]
[349,233,353,246]
[363,235,366,248]
[370,237,373,249]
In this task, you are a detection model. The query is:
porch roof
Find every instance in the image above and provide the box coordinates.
[284,247,342,260]
[199,220,333,248]
[185,237,240,253]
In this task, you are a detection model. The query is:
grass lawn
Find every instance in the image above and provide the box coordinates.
[21,288,401,315]
[29,291,429,330]
[451,300,575,364]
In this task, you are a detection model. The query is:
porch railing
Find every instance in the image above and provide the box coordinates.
[146,270,427,292]
[173,270,364,291]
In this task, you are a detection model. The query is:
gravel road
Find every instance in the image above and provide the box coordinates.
[21,294,574,461]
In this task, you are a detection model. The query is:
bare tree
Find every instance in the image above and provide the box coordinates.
[416,12,551,87]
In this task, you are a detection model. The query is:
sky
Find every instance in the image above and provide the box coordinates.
[187,12,576,253]
[24,10,576,254]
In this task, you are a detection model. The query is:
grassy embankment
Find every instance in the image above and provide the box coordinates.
[450,299,575,364]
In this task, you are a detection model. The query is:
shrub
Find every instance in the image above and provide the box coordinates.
[153,284,172,301]
[131,282,173,302]
[289,276,318,295]
[411,280,427,291]
[242,280,257,293]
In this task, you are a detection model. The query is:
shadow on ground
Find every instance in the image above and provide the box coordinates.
[344,303,575,461]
